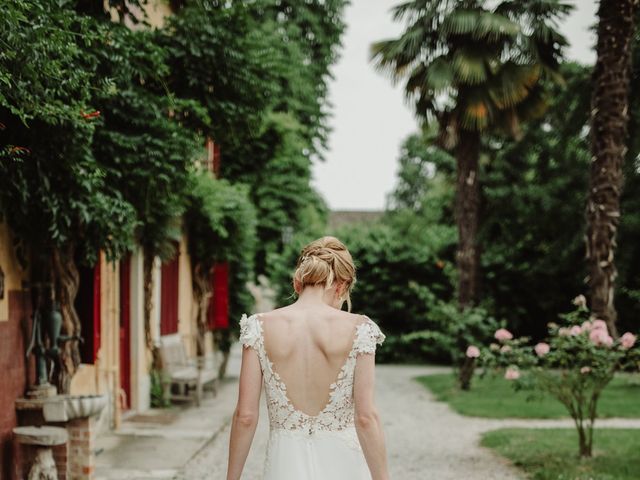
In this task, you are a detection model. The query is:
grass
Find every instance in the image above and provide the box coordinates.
[416,373,640,418]
[482,428,640,480]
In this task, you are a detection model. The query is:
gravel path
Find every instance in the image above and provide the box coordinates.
[179,352,640,480]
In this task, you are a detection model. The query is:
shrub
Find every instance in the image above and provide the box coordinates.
[480,296,640,457]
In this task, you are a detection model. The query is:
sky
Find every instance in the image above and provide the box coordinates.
[312,0,599,211]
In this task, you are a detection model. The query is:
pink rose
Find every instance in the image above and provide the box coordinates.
[500,345,512,354]
[465,346,480,358]
[580,366,591,374]
[494,328,513,342]
[534,342,550,357]
[504,367,520,380]
[570,325,582,336]
[581,321,593,332]
[620,332,637,350]
[589,329,613,347]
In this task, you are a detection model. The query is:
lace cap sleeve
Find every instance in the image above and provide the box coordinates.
[354,316,386,355]
[239,313,262,350]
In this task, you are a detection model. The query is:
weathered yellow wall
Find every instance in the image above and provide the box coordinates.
[0,222,28,322]
[100,257,121,427]
[178,235,197,357]
[109,0,172,29]
[128,248,150,413]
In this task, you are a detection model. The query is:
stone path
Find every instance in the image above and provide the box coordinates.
[178,350,640,480]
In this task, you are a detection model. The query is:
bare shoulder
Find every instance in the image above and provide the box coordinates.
[254,305,293,319]
[332,310,370,328]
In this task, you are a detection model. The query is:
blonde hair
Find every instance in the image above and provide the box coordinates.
[292,236,357,311]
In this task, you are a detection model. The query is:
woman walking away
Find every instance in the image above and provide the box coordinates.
[226,236,389,480]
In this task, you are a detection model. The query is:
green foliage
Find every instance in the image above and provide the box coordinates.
[0,0,95,125]
[480,61,640,337]
[480,63,592,338]
[409,285,501,367]
[255,0,348,154]
[0,1,137,265]
[162,1,283,145]
[383,131,457,255]
[482,428,640,480]
[184,170,257,322]
[616,24,640,335]
[250,113,329,273]
[383,62,640,345]
[150,368,171,408]
[162,0,344,279]
[185,171,256,268]
[417,373,640,419]
[87,23,205,261]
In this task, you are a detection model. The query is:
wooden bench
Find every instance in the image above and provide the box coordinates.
[158,334,219,406]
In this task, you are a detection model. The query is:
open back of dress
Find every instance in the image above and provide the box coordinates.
[239,312,385,480]
[260,312,361,416]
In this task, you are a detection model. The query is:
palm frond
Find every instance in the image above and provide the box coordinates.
[474,11,520,41]
[405,63,429,93]
[452,47,489,85]
[458,89,494,131]
[426,57,455,93]
[370,38,417,81]
[488,62,541,109]
[529,21,568,47]
[441,10,482,36]
[495,0,573,20]
[460,101,491,131]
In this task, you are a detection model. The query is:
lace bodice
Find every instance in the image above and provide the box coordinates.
[239,313,385,435]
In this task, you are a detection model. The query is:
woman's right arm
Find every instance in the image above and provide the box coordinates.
[354,352,389,480]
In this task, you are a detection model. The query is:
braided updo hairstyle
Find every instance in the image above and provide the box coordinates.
[292,236,357,311]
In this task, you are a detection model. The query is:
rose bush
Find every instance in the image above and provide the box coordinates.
[476,295,640,457]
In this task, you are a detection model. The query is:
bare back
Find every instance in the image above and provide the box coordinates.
[259,304,366,416]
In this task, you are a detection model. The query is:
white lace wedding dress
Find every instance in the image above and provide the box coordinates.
[239,313,386,480]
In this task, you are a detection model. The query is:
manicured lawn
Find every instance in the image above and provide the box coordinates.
[482,428,640,480]
[416,373,640,418]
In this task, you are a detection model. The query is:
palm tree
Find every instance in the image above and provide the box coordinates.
[586,0,638,338]
[372,0,571,309]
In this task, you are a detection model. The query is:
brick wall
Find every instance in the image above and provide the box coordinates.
[68,417,96,480]
[0,291,33,480]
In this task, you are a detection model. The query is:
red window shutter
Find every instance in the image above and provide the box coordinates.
[208,262,229,329]
[160,251,180,335]
[119,254,131,409]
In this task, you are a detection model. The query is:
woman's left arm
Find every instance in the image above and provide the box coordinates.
[226,345,263,480]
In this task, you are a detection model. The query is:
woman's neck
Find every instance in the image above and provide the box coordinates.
[296,285,340,309]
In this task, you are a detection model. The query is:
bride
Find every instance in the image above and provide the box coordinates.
[226,236,389,480]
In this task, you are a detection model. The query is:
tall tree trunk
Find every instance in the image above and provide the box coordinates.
[192,263,213,357]
[455,130,481,309]
[586,0,638,338]
[143,248,161,370]
[51,244,81,394]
